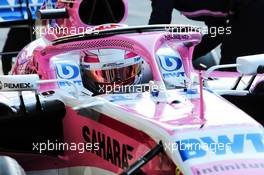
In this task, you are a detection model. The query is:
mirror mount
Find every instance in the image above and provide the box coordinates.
[36,8,69,20]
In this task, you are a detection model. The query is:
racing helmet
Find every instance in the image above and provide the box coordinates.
[81,49,143,94]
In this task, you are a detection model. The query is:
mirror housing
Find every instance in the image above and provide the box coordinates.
[36,8,69,20]
[236,54,264,75]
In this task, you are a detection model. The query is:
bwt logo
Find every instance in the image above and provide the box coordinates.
[158,56,183,72]
[177,133,264,162]
[56,63,80,80]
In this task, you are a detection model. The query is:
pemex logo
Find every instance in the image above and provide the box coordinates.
[0,81,2,90]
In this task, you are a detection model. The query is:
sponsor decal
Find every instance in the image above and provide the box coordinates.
[177,133,264,162]
[159,56,182,72]
[102,62,125,69]
[158,56,185,78]
[163,72,185,79]
[17,50,29,65]
[2,82,33,89]
[0,75,38,91]
[107,94,142,102]
[108,95,134,102]
[93,24,122,31]
[191,159,264,175]
[55,63,82,86]
[56,63,79,79]
[164,34,190,41]
[82,126,134,169]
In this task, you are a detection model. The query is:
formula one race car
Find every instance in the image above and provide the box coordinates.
[0,0,264,175]
[1,25,264,175]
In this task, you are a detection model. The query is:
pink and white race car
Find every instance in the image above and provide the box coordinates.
[0,0,263,175]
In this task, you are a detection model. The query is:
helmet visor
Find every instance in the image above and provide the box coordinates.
[82,63,142,94]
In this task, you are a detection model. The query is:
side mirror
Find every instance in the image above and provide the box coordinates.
[205,53,264,78]
[236,54,264,75]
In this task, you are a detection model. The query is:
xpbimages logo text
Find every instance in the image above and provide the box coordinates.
[33,25,100,36]
[164,25,232,38]
[32,140,99,154]
[164,141,232,154]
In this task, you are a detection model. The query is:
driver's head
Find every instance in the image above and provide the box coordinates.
[81,49,143,94]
